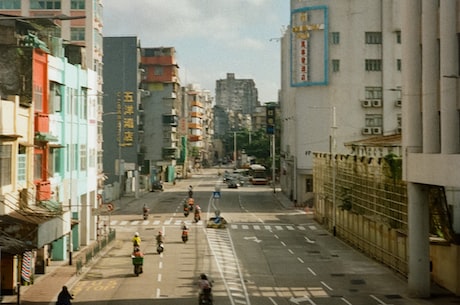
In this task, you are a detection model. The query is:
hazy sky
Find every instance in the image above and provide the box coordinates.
[103,0,290,104]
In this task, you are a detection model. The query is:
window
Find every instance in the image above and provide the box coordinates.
[396,31,401,44]
[365,114,383,127]
[34,151,43,180]
[331,32,340,44]
[364,87,382,99]
[70,27,85,41]
[0,144,12,186]
[30,0,61,9]
[365,59,382,71]
[332,59,340,72]
[71,0,84,9]
[154,66,163,76]
[17,145,26,184]
[365,32,382,44]
[305,177,313,192]
[396,59,401,71]
[49,148,61,175]
[80,144,87,171]
[0,0,21,9]
[49,82,62,112]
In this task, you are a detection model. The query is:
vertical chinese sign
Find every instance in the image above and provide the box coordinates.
[117,91,135,148]
[290,5,329,87]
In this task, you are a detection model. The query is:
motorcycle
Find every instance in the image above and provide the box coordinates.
[184,207,190,217]
[194,211,201,223]
[143,207,149,220]
[131,248,144,276]
[157,242,164,254]
[182,229,189,243]
[199,291,213,305]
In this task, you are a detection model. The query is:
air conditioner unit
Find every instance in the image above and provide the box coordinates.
[362,127,372,135]
[361,100,371,107]
[372,99,382,107]
[395,99,402,107]
[372,127,382,134]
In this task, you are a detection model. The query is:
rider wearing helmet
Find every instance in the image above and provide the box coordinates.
[132,232,141,247]
[156,231,164,244]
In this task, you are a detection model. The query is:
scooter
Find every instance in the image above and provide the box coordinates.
[157,242,164,254]
[143,207,149,220]
[199,288,213,305]
[194,211,201,223]
[184,206,190,217]
[182,229,189,243]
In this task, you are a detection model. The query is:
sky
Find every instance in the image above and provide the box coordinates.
[103,1,291,104]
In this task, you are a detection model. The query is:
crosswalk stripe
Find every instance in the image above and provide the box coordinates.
[253,225,261,230]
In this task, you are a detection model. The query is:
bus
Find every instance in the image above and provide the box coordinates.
[249,164,268,185]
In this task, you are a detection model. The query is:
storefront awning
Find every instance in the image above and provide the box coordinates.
[0,210,71,254]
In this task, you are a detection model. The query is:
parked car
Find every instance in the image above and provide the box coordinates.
[151,181,164,192]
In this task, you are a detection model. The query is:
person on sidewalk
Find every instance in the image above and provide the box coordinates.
[56,285,73,305]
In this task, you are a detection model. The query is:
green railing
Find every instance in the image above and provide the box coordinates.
[75,229,116,274]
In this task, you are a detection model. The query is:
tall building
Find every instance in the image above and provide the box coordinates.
[280,0,402,207]
[140,47,180,183]
[183,84,214,168]
[102,36,144,198]
[214,73,259,136]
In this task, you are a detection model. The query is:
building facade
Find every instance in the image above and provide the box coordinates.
[102,36,145,198]
[214,73,259,137]
[280,0,402,208]
[0,18,97,294]
[140,47,180,183]
[402,0,460,296]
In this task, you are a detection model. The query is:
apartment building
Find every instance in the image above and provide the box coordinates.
[214,73,259,137]
[140,47,180,183]
[0,18,97,294]
[184,84,214,168]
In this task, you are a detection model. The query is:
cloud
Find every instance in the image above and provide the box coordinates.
[103,0,290,103]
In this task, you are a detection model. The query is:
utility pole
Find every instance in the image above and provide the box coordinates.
[331,106,337,236]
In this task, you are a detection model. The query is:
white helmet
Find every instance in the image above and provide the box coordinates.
[134,232,139,237]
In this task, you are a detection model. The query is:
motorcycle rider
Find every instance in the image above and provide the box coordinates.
[131,246,144,273]
[156,231,164,244]
[132,232,141,248]
[181,222,189,242]
[194,204,201,222]
[198,273,213,303]
[56,286,73,305]
[142,204,149,219]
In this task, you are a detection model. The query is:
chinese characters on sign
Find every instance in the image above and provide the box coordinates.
[117,91,135,147]
[291,6,328,87]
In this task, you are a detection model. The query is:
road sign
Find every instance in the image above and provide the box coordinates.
[213,191,221,199]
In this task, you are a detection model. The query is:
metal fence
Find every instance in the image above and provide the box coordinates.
[75,229,116,274]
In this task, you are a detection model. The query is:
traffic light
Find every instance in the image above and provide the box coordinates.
[266,105,276,134]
